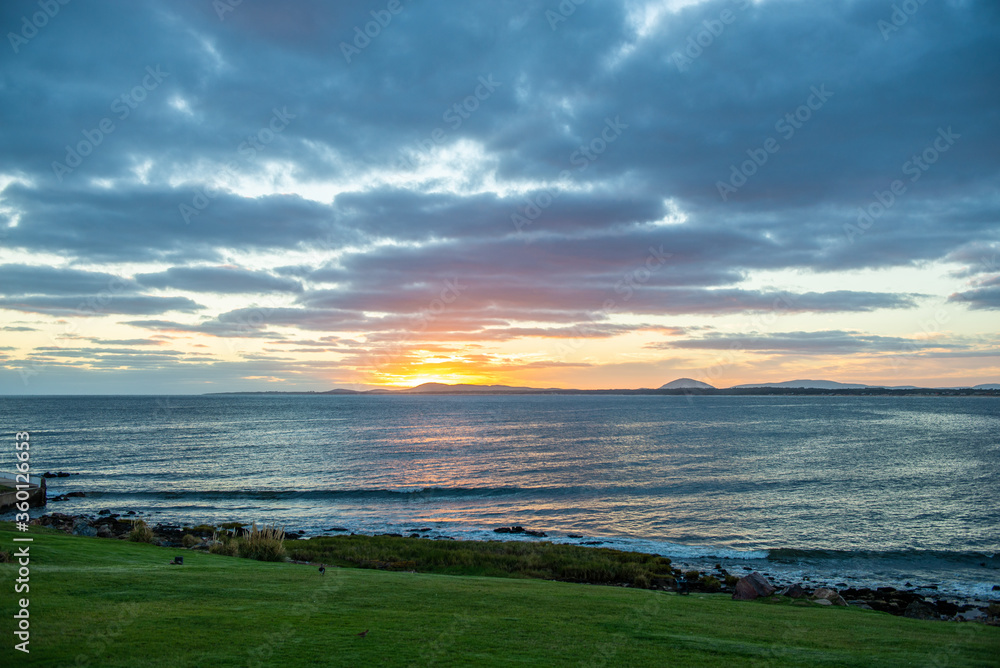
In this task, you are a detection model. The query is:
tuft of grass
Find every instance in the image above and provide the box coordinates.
[208,531,238,556]
[237,522,286,562]
[127,520,154,543]
[181,534,200,548]
[0,549,10,563]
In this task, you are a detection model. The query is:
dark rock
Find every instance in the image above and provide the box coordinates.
[325,527,348,532]
[934,600,960,617]
[409,533,421,538]
[581,541,604,545]
[66,492,86,498]
[903,600,936,620]
[993,585,1000,591]
[780,584,807,599]
[493,527,512,534]
[378,533,403,538]
[525,530,547,537]
[125,510,136,515]
[732,572,776,600]
[567,534,584,538]
[811,588,848,606]
[72,520,97,537]
[98,509,111,515]
[96,526,113,538]
[835,583,848,588]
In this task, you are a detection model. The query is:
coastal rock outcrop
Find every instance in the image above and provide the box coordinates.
[732,572,775,600]
[812,587,848,606]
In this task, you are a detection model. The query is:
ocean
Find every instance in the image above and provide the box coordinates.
[2,394,998,601]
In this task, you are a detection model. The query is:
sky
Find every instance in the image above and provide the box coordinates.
[0,0,998,394]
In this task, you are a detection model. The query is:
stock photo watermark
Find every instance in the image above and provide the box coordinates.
[844,126,959,243]
[340,0,411,64]
[545,0,586,31]
[670,0,751,72]
[716,85,833,201]
[512,116,628,238]
[7,0,71,54]
[367,277,467,374]
[51,66,170,182]
[877,0,928,41]
[555,244,672,357]
[178,106,295,224]
[397,75,502,170]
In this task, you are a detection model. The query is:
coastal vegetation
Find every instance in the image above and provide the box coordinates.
[2,523,997,667]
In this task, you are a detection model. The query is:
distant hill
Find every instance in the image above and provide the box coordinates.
[973,383,1000,390]
[659,378,715,390]
[730,379,869,390]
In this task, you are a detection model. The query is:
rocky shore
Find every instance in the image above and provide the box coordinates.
[25,511,999,625]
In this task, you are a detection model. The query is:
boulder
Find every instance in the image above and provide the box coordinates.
[812,587,848,606]
[780,584,807,598]
[732,572,776,600]
[903,600,936,620]
[72,520,97,537]
[96,526,113,538]
[955,608,985,622]
[814,599,833,606]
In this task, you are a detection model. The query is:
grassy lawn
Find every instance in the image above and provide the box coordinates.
[1,525,997,667]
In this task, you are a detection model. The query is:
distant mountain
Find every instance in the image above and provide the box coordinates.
[973,383,1000,390]
[659,378,715,390]
[730,379,870,390]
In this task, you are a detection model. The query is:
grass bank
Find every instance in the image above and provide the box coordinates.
[1,524,997,667]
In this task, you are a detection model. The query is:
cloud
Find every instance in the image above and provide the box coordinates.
[0,295,203,317]
[135,266,303,293]
[0,264,136,296]
[656,330,952,354]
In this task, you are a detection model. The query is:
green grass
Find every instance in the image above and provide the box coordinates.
[286,533,678,587]
[0,524,997,667]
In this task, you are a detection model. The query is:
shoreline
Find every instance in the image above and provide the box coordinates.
[28,510,1000,624]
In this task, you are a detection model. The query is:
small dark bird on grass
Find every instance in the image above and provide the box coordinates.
[318,564,326,575]
[357,630,369,638]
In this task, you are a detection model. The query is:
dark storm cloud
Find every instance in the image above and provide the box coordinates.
[1,184,349,262]
[2,0,998,345]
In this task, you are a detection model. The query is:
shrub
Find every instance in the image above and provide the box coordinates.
[237,523,286,562]
[185,524,218,535]
[724,574,740,587]
[699,576,722,592]
[208,532,239,557]
[182,534,200,548]
[684,570,701,582]
[128,520,154,543]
